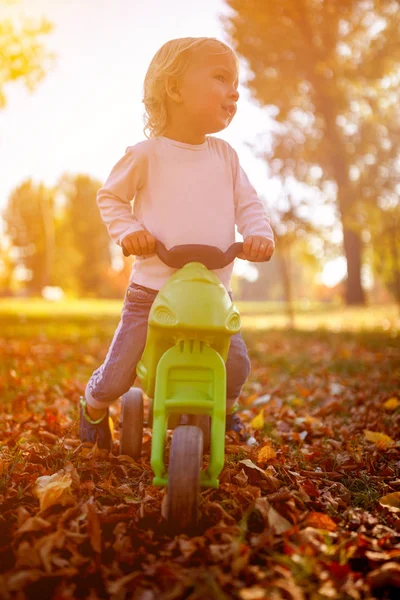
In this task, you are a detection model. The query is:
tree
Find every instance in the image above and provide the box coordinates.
[357,82,400,305]
[57,174,112,297]
[3,179,55,294]
[0,0,55,108]
[222,0,400,304]
[369,202,400,305]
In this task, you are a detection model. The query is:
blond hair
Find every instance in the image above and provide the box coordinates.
[142,37,238,139]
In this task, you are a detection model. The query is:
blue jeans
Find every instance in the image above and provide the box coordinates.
[86,282,251,410]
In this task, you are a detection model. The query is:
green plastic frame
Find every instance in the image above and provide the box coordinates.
[136,262,241,489]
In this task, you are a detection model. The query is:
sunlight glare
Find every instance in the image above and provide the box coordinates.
[320,257,347,287]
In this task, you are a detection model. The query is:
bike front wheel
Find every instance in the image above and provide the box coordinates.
[166,425,203,533]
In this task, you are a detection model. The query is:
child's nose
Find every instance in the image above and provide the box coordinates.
[230,88,240,102]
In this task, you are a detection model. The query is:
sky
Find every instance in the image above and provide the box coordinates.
[0,0,276,202]
[0,0,345,286]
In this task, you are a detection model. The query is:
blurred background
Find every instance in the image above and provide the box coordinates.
[0,0,399,326]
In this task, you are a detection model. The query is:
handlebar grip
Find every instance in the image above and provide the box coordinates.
[122,240,244,269]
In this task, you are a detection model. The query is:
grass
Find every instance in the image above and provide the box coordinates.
[340,472,385,510]
[0,298,398,337]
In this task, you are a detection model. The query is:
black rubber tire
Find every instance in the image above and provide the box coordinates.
[120,388,144,459]
[187,415,210,453]
[166,426,203,533]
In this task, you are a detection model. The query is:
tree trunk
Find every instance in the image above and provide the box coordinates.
[342,227,365,305]
[302,33,366,307]
[40,190,55,289]
[389,225,400,305]
[278,250,295,328]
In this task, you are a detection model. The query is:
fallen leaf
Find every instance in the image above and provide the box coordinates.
[291,397,304,407]
[268,504,292,534]
[304,511,337,531]
[239,459,267,475]
[239,586,266,599]
[109,416,115,441]
[257,443,277,464]
[383,397,399,411]
[34,470,74,511]
[86,501,102,553]
[233,469,248,486]
[17,516,52,534]
[363,430,395,449]
[379,491,400,512]
[367,562,400,588]
[249,409,264,430]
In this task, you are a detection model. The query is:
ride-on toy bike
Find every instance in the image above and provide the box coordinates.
[120,241,244,532]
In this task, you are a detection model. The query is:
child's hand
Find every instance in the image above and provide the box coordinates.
[121,230,156,256]
[238,236,275,262]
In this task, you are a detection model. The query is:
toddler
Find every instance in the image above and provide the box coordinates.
[79,37,275,450]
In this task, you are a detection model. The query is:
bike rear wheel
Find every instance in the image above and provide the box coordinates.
[120,388,144,459]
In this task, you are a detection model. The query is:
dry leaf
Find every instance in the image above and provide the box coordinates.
[304,511,337,531]
[86,501,102,553]
[17,516,52,534]
[109,416,115,441]
[239,586,266,599]
[267,504,292,534]
[367,562,400,588]
[249,409,265,430]
[257,443,277,464]
[383,397,399,411]
[34,470,74,511]
[239,459,267,476]
[379,491,400,512]
[363,430,395,449]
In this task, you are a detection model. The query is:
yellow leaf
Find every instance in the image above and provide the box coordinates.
[291,397,303,407]
[383,397,399,412]
[363,430,395,449]
[305,415,321,425]
[109,416,114,441]
[379,491,400,512]
[34,471,74,512]
[250,409,264,430]
[257,443,277,464]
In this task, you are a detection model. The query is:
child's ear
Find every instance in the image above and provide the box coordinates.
[165,76,182,103]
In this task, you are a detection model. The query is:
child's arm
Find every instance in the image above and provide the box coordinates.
[96,146,147,247]
[231,147,275,262]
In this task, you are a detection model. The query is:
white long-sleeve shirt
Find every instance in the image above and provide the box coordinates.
[97,135,274,291]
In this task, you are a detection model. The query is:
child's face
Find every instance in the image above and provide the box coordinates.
[175,45,240,135]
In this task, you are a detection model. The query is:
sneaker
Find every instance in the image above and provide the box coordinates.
[79,396,112,451]
[225,411,249,442]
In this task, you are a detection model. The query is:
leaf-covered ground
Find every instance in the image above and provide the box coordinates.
[0,316,399,599]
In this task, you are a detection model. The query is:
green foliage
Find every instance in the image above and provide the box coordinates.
[0,2,55,108]
[369,203,400,303]
[2,174,115,297]
[222,0,400,304]
[56,174,113,297]
[3,179,55,293]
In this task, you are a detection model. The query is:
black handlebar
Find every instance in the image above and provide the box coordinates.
[122,240,244,270]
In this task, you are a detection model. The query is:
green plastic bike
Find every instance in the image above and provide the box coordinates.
[120,241,244,532]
